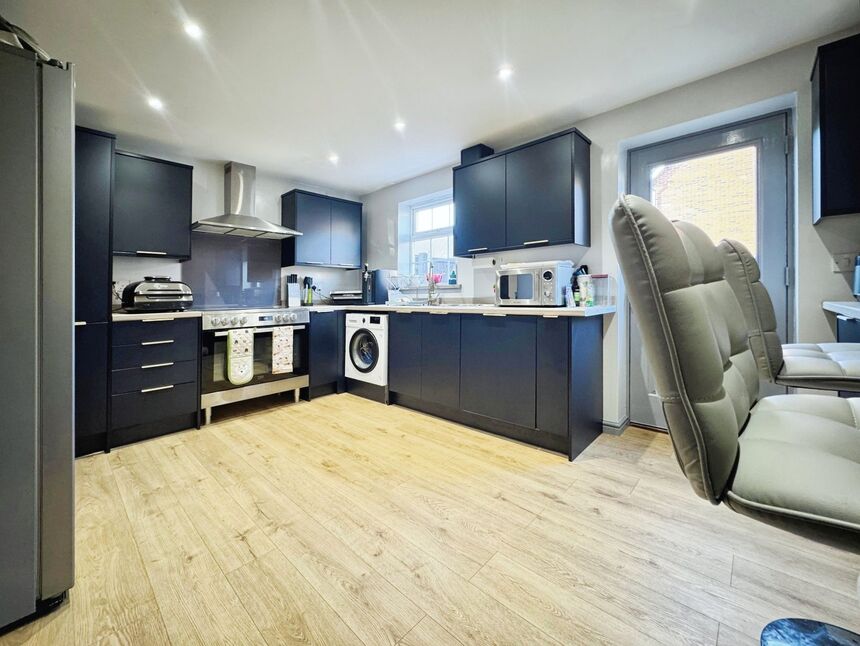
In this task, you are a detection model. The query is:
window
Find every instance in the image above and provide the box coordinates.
[397,193,457,285]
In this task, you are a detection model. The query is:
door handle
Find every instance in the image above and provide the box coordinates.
[467,247,488,253]
[135,250,167,256]
[141,362,174,369]
[482,312,507,317]
[140,384,174,393]
[74,321,87,326]
[523,239,549,246]
[141,339,174,346]
[141,317,176,322]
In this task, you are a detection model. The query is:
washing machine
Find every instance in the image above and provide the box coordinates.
[344,313,388,386]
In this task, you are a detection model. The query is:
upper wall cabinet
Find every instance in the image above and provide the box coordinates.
[281,189,362,269]
[812,33,860,222]
[453,128,590,256]
[113,151,193,258]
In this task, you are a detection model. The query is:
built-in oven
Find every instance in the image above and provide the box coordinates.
[200,308,310,423]
[495,261,574,306]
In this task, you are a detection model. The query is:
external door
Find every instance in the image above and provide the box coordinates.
[628,112,791,429]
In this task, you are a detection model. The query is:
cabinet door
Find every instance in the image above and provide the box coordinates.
[460,315,536,428]
[74,129,113,323]
[295,192,332,265]
[536,317,569,437]
[814,36,860,219]
[506,134,573,247]
[837,316,860,343]
[420,314,460,408]
[388,313,422,398]
[309,311,341,387]
[453,156,506,256]
[113,152,192,258]
[75,323,108,455]
[330,200,362,268]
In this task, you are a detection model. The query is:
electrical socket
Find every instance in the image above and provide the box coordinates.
[830,252,858,273]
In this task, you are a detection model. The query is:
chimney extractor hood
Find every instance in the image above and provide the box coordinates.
[191,162,302,240]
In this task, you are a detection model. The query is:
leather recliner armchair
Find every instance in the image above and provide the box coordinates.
[719,238,860,393]
[610,194,859,552]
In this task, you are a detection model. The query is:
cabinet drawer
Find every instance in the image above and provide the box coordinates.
[112,337,198,369]
[112,318,198,346]
[112,359,197,395]
[111,381,198,429]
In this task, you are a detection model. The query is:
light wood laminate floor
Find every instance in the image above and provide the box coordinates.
[2,393,858,645]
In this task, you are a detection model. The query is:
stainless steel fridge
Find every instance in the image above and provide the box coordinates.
[0,41,75,630]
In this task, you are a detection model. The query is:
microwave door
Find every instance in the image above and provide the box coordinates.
[498,270,537,305]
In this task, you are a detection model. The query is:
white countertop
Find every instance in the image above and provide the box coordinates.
[305,303,616,317]
[112,310,203,322]
[822,301,860,319]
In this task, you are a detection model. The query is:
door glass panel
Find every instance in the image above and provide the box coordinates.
[649,145,758,255]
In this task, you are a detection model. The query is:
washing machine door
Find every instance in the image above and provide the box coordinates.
[349,328,379,373]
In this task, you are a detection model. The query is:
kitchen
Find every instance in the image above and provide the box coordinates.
[2,3,860,645]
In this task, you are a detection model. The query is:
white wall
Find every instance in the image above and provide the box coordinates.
[361,28,860,427]
[109,136,362,302]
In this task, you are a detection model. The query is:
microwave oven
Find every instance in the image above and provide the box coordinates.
[495,261,574,306]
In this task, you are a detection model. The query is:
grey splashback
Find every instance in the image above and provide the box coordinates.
[182,232,282,309]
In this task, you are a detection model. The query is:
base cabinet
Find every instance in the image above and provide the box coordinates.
[837,316,860,397]
[110,318,200,447]
[307,310,345,398]
[75,323,109,456]
[389,312,603,459]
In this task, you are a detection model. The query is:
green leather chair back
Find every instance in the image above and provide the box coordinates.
[611,195,759,502]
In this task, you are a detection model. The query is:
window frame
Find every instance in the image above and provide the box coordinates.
[399,193,458,286]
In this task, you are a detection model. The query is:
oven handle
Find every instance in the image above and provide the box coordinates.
[212,324,306,337]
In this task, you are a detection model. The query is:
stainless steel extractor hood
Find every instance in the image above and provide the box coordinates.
[191,162,302,240]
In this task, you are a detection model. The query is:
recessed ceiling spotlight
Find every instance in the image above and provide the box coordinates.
[497,64,514,81]
[393,120,406,132]
[147,96,164,111]
[184,22,203,40]
[328,153,340,165]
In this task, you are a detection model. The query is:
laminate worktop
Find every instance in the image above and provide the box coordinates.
[306,303,616,317]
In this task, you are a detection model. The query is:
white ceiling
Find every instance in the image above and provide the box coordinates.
[4,0,859,195]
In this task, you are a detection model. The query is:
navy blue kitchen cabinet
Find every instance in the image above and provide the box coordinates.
[454,127,590,256]
[837,315,860,398]
[420,314,461,408]
[388,313,423,399]
[536,316,569,437]
[110,317,200,447]
[330,199,362,268]
[113,151,193,258]
[307,310,345,398]
[74,323,109,457]
[506,134,573,248]
[453,155,506,256]
[281,190,362,268]
[75,127,114,324]
[812,33,860,221]
[460,315,536,429]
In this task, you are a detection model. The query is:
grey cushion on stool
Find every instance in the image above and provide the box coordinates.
[610,194,860,547]
[719,238,860,391]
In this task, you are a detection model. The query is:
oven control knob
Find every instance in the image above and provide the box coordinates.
[240,316,247,325]
[275,314,283,323]
[289,312,297,322]
[231,317,239,326]
[211,318,220,327]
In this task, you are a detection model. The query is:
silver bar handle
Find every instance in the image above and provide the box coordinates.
[136,250,167,256]
[74,321,87,326]
[467,247,488,253]
[836,315,853,321]
[140,384,174,393]
[141,317,175,322]
[141,339,174,346]
[212,324,306,337]
[482,312,507,317]
[542,314,560,318]
[429,311,447,315]
[523,239,549,246]
[141,362,174,369]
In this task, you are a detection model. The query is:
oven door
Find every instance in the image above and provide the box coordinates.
[201,325,308,395]
[496,269,540,306]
